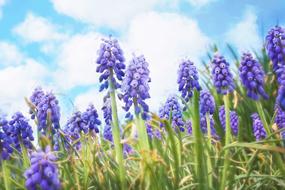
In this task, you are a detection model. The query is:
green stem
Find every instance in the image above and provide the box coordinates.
[256,101,285,176]
[109,73,126,190]
[2,160,10,190]
[206,113,213,189]
[192,90,208,190]
[19,138,30,169]
[220,94,232,190]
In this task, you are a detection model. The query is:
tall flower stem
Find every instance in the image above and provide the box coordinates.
[220,94,231,190]
[256,101,285,175]
[192,90,208,190]
[206,113,213,189]
[2,160,10,190]
[109,73,126,190]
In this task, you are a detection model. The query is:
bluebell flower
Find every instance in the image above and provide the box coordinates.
[159,96,184,132]
[239,52,269,100]
[121,54,151,120]
[211,53,235,94]
[96,37,126,91]
[219,106,239,136]
[24,146,60,190]
[177,59,201,102]
[251,113,266,141]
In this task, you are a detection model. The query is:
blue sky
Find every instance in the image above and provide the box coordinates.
[0,0,284,121]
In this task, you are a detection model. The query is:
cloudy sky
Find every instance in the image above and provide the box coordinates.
[0,0,284,122]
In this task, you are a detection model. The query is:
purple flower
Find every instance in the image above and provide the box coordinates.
[24,146,60,190]
[200,90,215,115]
[81,104,101,132]
[121,54,151,120]
[251,113,266,141]
[6,112,34,151]
[200,115,218,138]
[277,85,285,111]
[159,96,184,132]
[146,123,161,139]
[211,53,235,95]
[239,52,269,100]
[102,95,113,142]
[185,120,192,135]
[103,125,113,142]
[96,37,126,92]
[275,105,285,139]
[219,106,239,136]
[30,89,60,133]
[64,111,89,149]
[177,59,201,102]
[0,116,13,159]
[265,25,285,72]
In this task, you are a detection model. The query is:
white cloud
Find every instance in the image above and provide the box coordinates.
[123,12,210,111]
[225,9,262,52]
[53,32,103,89]
[0,59,49,116]
[187,0,215,7]
[0,42,25,66]
[13,13,66,43]
[50,0,162,28]
[0,0,6,19]
[74,88,104,112]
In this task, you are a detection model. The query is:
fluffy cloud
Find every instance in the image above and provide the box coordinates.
[0,59,49,116]
[13,13,66,43]
[0,0,6,19]
[124,12,210,111]
[0,42,25,66]
[53,32,103,89]
[50,0,162,28]
[225,9,262,52]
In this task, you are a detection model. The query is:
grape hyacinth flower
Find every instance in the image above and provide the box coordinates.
[200,90,215,115]
[159,96,184,132]
[103,125,113,142]
[146,123,161,139]
[29,87,45,119]
[6,112,34,151]
[277,85,285,111]
[251,113,266,141]
[96,37,126,91]
[64,111,90,149]
[24,146,60,190]
[275,105,285,139]
[219,106,239,136]
[200,115,217,137]
[211,54,235,94]
[265,25,285,72]
[177,59,201,102]
[0,116,13,159]
[30,89,61,133]
[81,104,101,133]
[239,52,269,100]
[121,54,151,120]
[185,120,192,135]
[102,95,113,142]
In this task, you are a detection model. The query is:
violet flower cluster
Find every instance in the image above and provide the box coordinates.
[211,54,235,95]
[277,85,285,111]
[6,112,34,151]
[219,106,239,136]
[0,116,13,159]
[24,146,60,190]
[102,95,113,142]
[96,37,126,92]
[81,104,101,133]
[177,59,201,102]
[159,96,184,132]
[239,52,269,100]
[266,25,285,72]
[29,88,60,133]
[275,105,285,139]
[251,113,266,141]
[121,55,151,120]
